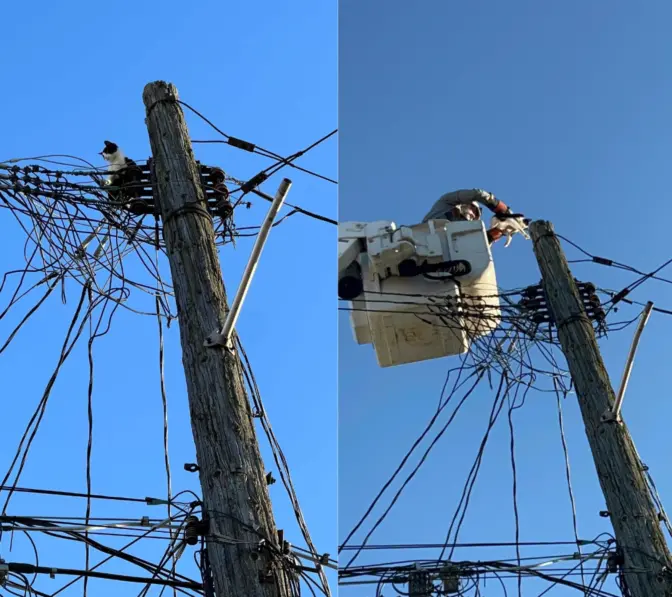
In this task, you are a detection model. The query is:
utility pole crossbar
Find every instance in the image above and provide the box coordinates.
[143,80,293,597]
[529,220,672,597]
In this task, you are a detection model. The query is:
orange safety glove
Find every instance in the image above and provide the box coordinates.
[487,228,504,244]
[493,200,510,215]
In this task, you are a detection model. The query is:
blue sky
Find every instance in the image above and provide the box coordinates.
[0,1,335,596]
[339,1,672,595]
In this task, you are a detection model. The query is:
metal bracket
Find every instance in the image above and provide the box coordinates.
[204,178,292,349]
[600,409,620,423]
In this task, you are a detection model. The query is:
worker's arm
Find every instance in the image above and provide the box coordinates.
[422,188,510,222]
[470,189,510,215]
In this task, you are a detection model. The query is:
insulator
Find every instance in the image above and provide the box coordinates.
[127,199,154,215]
[520,297,546,309]
[184,515,208,546]
[215,185,233,220]
[214,182,230,200]
[523,285,542,298]
[439,564,460,594]
[118,166,145,200]
[606,550,623,573]
[217,202,233,220]
[443,576,460,594]
[185,516,199,545]
[209,167,226,185]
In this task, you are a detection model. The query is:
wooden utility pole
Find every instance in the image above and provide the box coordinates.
[529,220,672,597]
[143,81,292,597]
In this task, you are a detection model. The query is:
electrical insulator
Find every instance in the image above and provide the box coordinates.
[215,184,233,219]
[440,565,460,594]
[184,515,208,546]
[208,167,226,186]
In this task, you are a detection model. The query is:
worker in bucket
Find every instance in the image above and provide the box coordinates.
[422,188,529,246]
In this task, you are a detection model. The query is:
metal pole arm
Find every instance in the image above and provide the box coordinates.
[205,178,292,348]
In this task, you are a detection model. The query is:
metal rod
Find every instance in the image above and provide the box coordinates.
[76,222,106,256]
[292,551,338,571]
[207,178,291,347]
[611,301,654,420]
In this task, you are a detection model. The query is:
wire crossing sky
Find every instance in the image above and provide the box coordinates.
[0,1,336,596]
[339,1,672,595]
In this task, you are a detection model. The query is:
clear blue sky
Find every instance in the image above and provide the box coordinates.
[0,1,335,595]
[339,1,672,595]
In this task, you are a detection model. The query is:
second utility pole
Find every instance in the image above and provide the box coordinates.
[529,220,672,597]
[143,81,293,597]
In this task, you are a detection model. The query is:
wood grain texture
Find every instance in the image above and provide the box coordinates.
[143,81,291,597]
[530,220,672,597]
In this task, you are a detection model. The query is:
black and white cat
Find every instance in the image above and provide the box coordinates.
[99,140,137,186]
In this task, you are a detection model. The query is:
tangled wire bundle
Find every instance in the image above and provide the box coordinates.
[338,274,669,596]
[0,142,336,596]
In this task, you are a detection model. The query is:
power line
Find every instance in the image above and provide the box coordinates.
[0,485,178,505]
[177,98,337,184]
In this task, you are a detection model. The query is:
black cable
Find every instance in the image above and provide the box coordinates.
[6,562,201,590]
[341,369,485,569]
[177,97,336,184]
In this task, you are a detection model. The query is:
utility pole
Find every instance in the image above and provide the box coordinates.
[529,220,672,597]
[143,81,292,597]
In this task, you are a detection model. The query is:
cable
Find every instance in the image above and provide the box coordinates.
[176,97,337,184]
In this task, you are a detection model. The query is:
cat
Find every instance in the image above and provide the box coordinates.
[99,140,137,186]
[489,214,531,248]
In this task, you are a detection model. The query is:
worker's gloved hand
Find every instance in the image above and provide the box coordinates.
[487,228,504,244]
